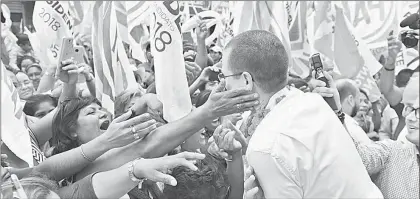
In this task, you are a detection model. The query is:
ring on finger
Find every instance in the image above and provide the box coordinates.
[133,132,140,140]
[131,126,136,134]
[236,104,242,109]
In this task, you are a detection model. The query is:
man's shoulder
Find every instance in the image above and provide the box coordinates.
[248,92,336,153]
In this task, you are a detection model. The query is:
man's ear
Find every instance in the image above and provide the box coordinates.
[347,95,354,106]
[242,72,253,91]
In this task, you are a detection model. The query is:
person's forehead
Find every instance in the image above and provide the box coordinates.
[27,67,41,73]
[16,73,30,81]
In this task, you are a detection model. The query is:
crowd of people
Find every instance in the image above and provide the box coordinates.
[1,4,419,199]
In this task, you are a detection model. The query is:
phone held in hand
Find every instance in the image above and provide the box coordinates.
[310,53,338,110]
[58,37,75,64]
[73,46,87,83]
[208,69,221,82]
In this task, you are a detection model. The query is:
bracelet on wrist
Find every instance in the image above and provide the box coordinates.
[384,67,395,71]
[128,158,145,186]
[80,144,94,162]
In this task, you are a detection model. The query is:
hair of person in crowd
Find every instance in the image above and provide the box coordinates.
[1,172,59,199]
[16,33,31,46]
[17,55,37,71]
[23,94,58,118]
[396,68,414,88]
[360,89,369,102]
[336,79,359,103]
[336,79,360,117]
[114,88,145,117]
[50,97,101,156]
[162,154,229,199]
[223,30,289,93]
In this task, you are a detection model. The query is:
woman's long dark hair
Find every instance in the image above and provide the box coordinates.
[50,97,101,156]
[23,94,58,117]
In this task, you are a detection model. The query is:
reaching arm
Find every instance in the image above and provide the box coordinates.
[85,76,96,98]
[33,135,111,182]
[60,152,204,199]
[28,60,80,146]
[350,137,396,175]
[74,82,259,181]
[380,35,404,106]
[189,78,206,95]
[195,21,209,69]
[227,151,244,199]
[36,66,57,93]
[379,66,403,106]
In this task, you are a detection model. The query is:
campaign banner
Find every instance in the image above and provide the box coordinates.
[353,65,382,102]
[1,62,33,167]
[342,1,399,46]
[368,40,389,61]
[151,1,192,122]
[32,1,74,65]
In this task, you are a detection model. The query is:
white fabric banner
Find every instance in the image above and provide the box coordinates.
[1,62,33,167]
[32,1,74,65]
[151,1,192,122]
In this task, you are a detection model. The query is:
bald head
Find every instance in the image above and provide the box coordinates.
[336,79,359,103]
[223,30,289,92]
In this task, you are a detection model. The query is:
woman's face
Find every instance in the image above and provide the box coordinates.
[34,101,56,118]
[16,72,35,100]
[74,103,111,144]
[26,66,42,88]
[358,92,371,114]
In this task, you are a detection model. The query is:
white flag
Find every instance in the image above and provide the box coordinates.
[32,1,74,65]
[151,1,192,122]
[1,62,33,167]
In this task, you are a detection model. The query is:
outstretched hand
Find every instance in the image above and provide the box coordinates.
[134,152,205,186]
[201,80,260,119]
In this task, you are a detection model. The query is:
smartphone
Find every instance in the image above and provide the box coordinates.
[74,46,90,83]
[58,37,74,64]
[310,53,338,110]
[73,46,86,65]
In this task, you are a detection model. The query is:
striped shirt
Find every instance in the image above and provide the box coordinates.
[353,139,419,199]
[28,128,46,165]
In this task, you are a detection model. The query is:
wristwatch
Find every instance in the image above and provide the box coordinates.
[128,158,145,185]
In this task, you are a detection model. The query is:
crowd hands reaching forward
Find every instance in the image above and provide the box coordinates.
[2,10,419,199]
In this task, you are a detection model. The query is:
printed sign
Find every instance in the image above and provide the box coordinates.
[32,1,74,64]
[151,1,192,122]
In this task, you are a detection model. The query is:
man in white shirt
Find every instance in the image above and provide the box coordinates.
[336,79,372,144]
[220,30,383,198]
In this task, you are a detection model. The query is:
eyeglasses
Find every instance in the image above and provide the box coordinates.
[217,72,242,81]
[402,105,420,119]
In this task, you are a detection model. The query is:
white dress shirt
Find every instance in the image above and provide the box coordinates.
[344,113,373,144]
[246,88,383,198]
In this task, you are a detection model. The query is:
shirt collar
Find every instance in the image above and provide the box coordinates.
[265,86,293,111]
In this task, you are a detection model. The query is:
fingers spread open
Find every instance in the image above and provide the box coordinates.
[173,151,206,160]
[123,113,153,127]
